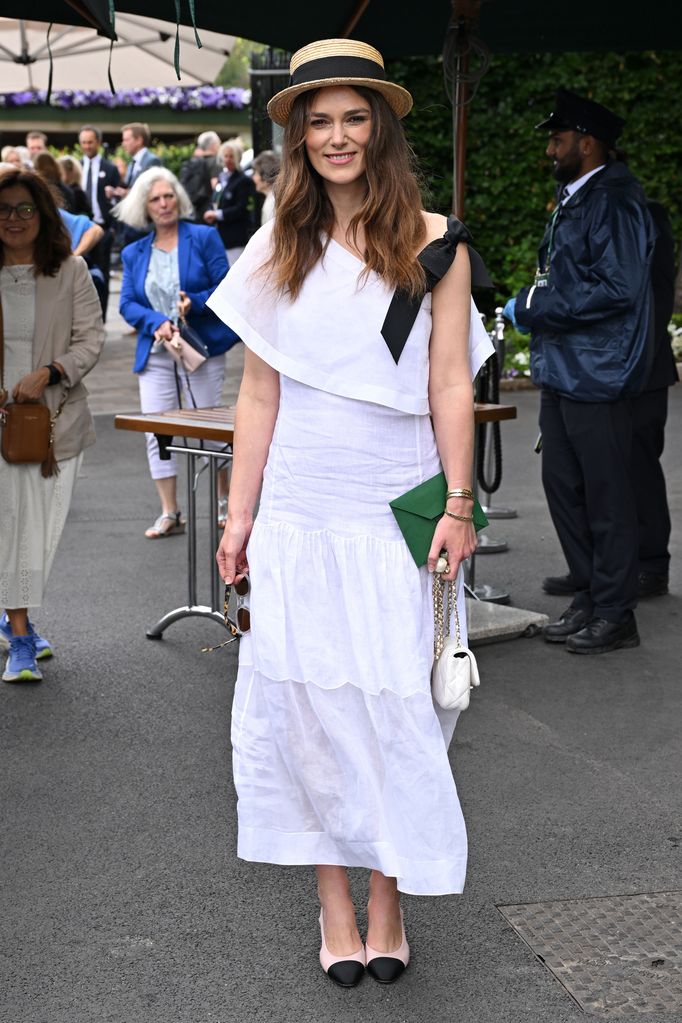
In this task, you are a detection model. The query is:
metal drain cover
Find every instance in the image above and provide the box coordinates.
[498,891,682,1017]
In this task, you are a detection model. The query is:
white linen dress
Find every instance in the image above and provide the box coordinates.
[0,266,82,610]
[207,222,493,895]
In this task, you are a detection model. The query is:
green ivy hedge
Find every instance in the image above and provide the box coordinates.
[387,51,682,314]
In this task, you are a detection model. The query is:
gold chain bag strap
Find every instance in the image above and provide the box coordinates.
[431,558,481,711]
[0,292,66,477]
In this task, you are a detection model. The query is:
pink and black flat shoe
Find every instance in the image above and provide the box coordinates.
[365,910,410,984]
[319,911,365,988]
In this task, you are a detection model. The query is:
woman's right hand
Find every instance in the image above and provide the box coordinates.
[153,319,175,343]
[217,516,252,584]
[12,368,50,402]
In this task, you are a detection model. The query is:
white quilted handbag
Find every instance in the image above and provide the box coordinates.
[431,563,480,712]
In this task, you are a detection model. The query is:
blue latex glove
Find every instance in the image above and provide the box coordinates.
[503,296,530,335]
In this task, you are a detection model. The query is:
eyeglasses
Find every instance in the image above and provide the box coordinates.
[0,202,37,221]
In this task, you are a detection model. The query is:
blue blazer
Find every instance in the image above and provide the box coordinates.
[120,220,240,373]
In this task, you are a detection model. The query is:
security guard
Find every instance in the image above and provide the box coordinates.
[508,89,657,654]
[542,198,677,602]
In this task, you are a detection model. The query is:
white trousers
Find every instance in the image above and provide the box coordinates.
[138,348,226,479]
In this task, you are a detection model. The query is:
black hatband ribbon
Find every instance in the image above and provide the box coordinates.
[290,55,386,88]
[380,216,493,365]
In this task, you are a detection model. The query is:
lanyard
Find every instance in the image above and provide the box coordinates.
[541,201,563,274]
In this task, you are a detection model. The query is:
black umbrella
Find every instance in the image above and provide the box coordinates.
[8,0,680,54]
[21,0,116,37]
[7,0,682,212]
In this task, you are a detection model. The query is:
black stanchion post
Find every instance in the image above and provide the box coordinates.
[482,307,518,520]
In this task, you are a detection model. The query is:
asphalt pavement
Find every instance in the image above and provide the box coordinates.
[1,287,680,1023]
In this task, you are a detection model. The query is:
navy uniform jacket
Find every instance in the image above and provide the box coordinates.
[515,161,657,402]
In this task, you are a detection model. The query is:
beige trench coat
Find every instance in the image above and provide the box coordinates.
[30,256,105,460]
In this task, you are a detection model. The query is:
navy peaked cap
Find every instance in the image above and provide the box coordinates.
[535,88,625,146]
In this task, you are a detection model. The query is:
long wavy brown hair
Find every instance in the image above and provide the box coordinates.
[266,86,426,300]
[0,169,71,276]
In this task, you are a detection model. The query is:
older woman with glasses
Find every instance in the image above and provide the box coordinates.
[0,169,104,683]
[116,167,240,538]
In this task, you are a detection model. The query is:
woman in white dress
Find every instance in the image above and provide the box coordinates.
[0,169,104,682]
[209,39,493,987]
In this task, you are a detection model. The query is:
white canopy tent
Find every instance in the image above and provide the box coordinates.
[0,16,236,92]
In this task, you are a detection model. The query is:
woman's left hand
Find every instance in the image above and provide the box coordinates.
[177,290,192,318]
[427,516,477,582]
[12,368,50,402]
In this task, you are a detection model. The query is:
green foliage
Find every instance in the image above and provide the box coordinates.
[503,328,532,375]
[216,38,267,89]
[671,314,682,361]
[387,51,682,312]
[151,142,195,176]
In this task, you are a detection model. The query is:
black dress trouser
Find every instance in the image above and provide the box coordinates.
[539,389,638,621]
[631,388,671,576]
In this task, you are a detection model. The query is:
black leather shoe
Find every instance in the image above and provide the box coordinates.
[543,606,592,643]
[542,573,577,596]
[566,614,640,654]
[637,572,669,599]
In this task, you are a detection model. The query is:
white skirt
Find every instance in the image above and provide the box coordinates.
[232,377,468,896]
[0,454,82,609]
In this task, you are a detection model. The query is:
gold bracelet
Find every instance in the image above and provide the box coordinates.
[444,509,474,522]
[446,488,474,501]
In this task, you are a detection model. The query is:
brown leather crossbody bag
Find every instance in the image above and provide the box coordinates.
[0,292,64,477]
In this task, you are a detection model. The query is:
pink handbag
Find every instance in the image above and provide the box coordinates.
[162,325,207,374]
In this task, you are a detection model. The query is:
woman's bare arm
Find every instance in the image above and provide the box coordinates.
[428,239,477,582]
[216,348,280,583]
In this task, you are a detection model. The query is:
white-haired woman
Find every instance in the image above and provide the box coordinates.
[1,146,24,170]
[203,139,255,265]
[116,167,239,537]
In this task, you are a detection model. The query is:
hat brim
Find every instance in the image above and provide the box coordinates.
[267,77,413,126]
[535,113,573,133]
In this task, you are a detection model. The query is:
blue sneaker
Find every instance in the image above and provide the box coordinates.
[0,612,53,660]
[2,635,43,682]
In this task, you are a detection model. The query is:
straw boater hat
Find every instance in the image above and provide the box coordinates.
[267,39,413,126]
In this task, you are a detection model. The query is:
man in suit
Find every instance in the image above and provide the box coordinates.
[119,122,162,189]
[179,131,222,223]
[78,124,120,316]
[26,131,48,162]
[113,122,163,249]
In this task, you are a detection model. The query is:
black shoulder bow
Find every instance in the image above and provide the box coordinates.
[380,215,493,364]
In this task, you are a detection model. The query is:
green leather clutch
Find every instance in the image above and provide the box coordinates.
[390,472,488,567]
